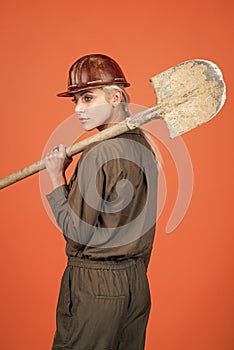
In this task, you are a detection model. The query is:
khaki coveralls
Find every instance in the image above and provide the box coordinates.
[47,128,158,350]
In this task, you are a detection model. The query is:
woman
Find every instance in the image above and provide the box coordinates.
[45,54,159,350]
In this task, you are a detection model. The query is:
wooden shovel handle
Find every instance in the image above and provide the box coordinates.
[0,107,160,190]
[0,121,130,190]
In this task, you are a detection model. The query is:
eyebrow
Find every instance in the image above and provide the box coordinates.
[79,90,96,96]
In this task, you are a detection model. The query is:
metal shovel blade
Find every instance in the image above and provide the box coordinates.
[150,59,226,138]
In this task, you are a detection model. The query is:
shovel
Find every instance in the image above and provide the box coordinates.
[0,59,226,190]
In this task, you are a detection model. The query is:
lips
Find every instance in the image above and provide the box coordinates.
[78,117,89,123]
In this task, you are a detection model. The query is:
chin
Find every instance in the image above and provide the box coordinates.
[83,124,96,131]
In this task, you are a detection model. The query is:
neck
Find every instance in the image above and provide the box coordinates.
[97,109,128,131]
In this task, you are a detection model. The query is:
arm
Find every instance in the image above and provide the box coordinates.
[44,144,72,189]
[45,144,83,243]
[45,144,103,245]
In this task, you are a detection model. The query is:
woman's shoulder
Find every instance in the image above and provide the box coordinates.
[79,127,154,165]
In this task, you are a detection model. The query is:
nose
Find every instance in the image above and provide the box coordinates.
[74,100,85,114]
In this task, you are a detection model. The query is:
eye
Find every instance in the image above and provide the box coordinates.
[83,95,93,102]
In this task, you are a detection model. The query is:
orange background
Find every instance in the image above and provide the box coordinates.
[0,1,234,349]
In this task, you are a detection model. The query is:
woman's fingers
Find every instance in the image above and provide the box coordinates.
[46,144,65,158]
[45,144,72,172]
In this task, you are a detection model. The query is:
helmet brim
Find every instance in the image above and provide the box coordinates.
[57,82,131,97]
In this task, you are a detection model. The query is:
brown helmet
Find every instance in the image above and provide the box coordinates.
[57,54,130,97]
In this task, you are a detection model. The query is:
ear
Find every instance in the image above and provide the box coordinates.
[111,90,122,103]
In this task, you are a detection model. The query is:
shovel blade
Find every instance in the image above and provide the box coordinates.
[150,59,226,138]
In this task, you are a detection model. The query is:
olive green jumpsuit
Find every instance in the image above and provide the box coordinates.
[46,128,158,350]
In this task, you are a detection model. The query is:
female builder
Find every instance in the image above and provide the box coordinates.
[45,54,159,350]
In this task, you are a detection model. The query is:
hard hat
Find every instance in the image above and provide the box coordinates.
[57,54,130,97]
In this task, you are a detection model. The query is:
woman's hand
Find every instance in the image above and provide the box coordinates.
[45,144,73,189]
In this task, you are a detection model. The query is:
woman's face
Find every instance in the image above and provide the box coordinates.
[73,88,116,131]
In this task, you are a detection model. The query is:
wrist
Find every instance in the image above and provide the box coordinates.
[51,175,66,189]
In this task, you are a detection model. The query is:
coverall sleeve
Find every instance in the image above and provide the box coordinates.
[46,184,79,238]
[46,147,105,245]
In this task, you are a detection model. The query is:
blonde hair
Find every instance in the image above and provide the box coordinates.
[102,85,162,169]
[102,84,130,104]
[140,129,162,170]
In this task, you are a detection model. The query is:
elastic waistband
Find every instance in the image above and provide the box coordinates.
[67,256,143,270]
